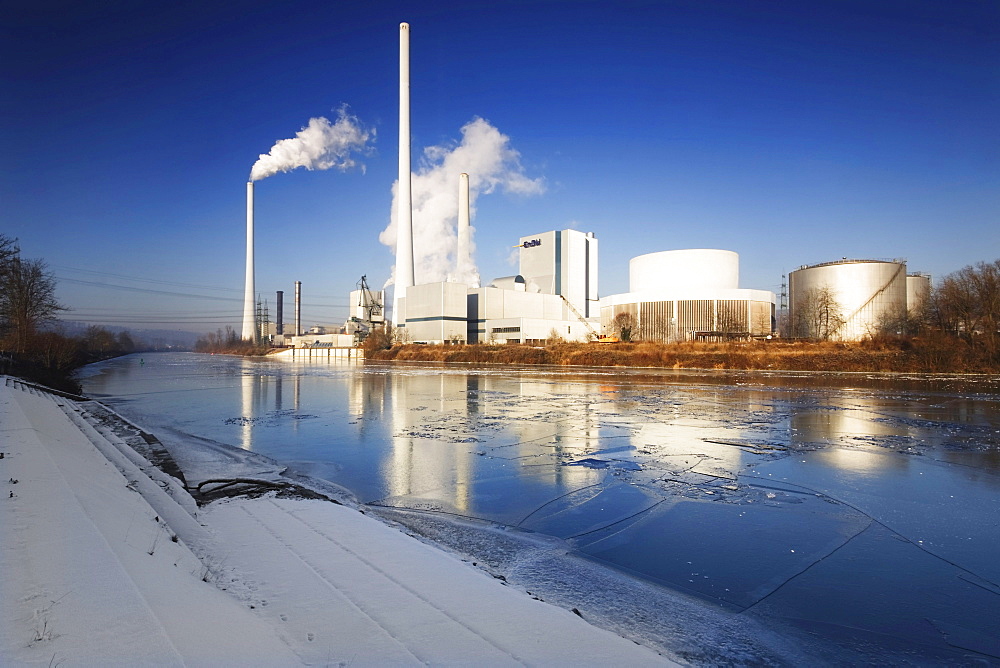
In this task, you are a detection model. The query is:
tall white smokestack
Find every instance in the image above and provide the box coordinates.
[294,280,302,337]
[457,172,471,280]
[242,182,256,341]
[393,22,414,326]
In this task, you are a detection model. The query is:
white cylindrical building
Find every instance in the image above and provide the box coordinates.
[630,249,739,293]
[601,248,774,342]
[788,259,907,340]
[906,273,931,314]
[393,22,414,326]
[242,181,256,341]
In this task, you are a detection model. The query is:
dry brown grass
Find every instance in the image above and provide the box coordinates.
[366,337,999,373]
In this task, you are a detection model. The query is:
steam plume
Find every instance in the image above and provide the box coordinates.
[380,117,544,287]
[250,106,373,182]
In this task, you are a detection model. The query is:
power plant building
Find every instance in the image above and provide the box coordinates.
[787,259,909,340]
[517,230,599,319]
[398,229,600,344]
[600,249,776,341]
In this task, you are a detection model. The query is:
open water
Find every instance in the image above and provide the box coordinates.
[80,352,1000,664]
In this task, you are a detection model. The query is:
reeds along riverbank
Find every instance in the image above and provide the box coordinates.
[366,335,999,374]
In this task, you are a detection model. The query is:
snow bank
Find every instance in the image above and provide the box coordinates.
[0,377,673,666]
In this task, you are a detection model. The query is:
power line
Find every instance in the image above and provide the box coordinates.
[58,277,349,308]
[53,265,242,293]
[56,277,243,302]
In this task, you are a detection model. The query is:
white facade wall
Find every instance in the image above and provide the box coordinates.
[289,333,356,348]
[467,288,581,343]
[484,318,592,344]
[630,249,739,293]
[518,229,598,318]
[404,282,469,343]
[600,288,776,341]
[519,231,558,295]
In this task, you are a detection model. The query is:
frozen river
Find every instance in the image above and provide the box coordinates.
[80,352,1000,664]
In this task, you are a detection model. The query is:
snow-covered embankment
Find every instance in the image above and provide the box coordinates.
[0,377,672,666]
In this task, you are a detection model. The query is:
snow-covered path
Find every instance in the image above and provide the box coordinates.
[0,377,672,666]
[0,377,299,666]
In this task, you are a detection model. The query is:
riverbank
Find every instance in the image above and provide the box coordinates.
[367,337,999,373]
[0,376,672,665]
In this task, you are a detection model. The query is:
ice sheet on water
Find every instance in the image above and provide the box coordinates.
[517,482,662,538]
[563,457,641,471]
[367,504,818,666]
[573,492,869,610]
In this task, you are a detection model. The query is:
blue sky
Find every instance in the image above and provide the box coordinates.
[3,0,997,334]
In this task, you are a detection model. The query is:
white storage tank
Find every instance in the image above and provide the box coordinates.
[630,249,739,293]
[788,259,907,340]
[906,273,931,314]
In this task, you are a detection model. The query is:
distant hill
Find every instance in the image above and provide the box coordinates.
[56,321,200,350]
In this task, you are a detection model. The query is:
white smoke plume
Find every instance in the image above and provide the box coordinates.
[250,106,373,182]
[380,117,544,288]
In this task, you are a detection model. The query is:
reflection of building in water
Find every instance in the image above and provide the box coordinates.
[812,448,907,473]
[635,420,747,478]
[383,372,477,512]
[347,370,387,419]
[478,375,604,489]
[373,370,607,513]
[239,363,271,451]
[789,405,913,472]
[789,407,907,446]
[238,362,312,450]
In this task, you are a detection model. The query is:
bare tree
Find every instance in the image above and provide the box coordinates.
[0,256,65,353]
[930,259,1000,358]
[792,286,844,340]
[0,234,20,338]
[876,303,916,337]
[612,311,637,342]
[715,301,746,335]
[0,234,17,267]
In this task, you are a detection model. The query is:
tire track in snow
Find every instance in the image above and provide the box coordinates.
[235,503,426,665]
[250,498,528,665]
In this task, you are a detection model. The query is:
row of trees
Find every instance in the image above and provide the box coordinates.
[1,234,141,391]
[194,326,273,355]
[925,259,1000,358]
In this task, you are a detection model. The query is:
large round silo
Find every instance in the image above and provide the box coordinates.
[788,259,907,340]
[630,249,739,293]
[906,273,931,314]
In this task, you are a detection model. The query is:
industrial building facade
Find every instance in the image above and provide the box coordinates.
[600,296,775,342]
[398,229,600,344]
[600,249,776,342]
[397,236,779,345]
